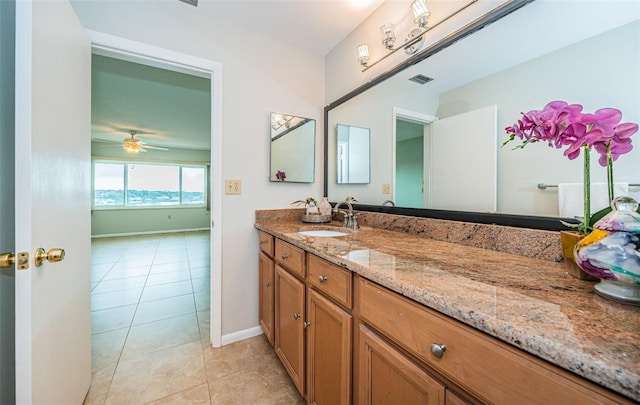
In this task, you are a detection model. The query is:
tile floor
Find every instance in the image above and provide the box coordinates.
[86,231,303,404]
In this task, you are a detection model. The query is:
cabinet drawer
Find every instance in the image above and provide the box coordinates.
[308,254,352,309]
[258,231,274,257]
[275,239,305,278]
[359,278,622,405]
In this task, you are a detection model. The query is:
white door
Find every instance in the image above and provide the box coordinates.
[14,1,92,403]
[430,105,497,212]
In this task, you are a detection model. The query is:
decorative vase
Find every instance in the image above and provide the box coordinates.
[574,196,640,305]
[559,231,597,280]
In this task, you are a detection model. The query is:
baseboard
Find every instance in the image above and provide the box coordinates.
[220,326,263,346]
[91,228,209,239]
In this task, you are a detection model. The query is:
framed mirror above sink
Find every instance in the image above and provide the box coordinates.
[323,0,640,230]
[270,112,316,183]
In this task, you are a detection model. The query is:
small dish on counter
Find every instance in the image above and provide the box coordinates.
[301,214,332,223]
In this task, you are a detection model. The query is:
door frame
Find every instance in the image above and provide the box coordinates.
[88,30,223,347]
[392,107,436,206]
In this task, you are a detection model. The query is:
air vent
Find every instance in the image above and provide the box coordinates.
[178,0,198,6]
[409,74,433,85]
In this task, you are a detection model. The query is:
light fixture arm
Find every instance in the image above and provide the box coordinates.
[362,29,427,72]
[361,0,478,72]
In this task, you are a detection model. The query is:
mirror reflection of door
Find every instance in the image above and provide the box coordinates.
[395,119,426,208]
[336,124,370,184]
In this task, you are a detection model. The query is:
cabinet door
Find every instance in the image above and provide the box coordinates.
[307,289,352,405]
[259,251,275,346]
[358,324,444,405]
[275,264,306,396]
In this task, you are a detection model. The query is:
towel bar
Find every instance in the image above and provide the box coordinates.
[538,183,640,190]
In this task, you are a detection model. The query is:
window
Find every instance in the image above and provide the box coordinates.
[93,161,207,208]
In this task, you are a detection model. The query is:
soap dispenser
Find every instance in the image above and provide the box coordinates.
[319,197,332,216]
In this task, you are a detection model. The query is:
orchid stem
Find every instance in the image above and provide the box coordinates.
[607,143,614,204]
[583,146,591,234]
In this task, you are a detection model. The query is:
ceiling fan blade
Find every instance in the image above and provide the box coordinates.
[93,138,120,144]
[143,145,170,151]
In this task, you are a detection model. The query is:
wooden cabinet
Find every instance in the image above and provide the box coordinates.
[358,324,444,405]
[275,264,306,395]
[258,251,275,346]
[306,288,352,405]
[275,238,306,278]
[358,277,627,405]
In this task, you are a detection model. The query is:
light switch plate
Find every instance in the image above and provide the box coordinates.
[225,179,242,195]
[382,183,391,194]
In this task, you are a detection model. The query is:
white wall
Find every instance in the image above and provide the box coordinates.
[72,1,325,336]
[0,0,16,402]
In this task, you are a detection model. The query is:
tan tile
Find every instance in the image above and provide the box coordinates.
[191,277,209,294]
[93,276,148,294]
[106,341,207,404]
[92,328,128,373]
[197,310,210,347]
[122,313,200,360]
[150,261,187,274]
[84,366,115,405]
[92,304,137,334]
[132,294,195,325]
[194,291,210,311]
[91,288,143,311]
[140,280,193,303]
[203,335,274,380]
[102,265,150,280]
[146,383,210,405]
[145,269,191,286]
[207,355,303,405]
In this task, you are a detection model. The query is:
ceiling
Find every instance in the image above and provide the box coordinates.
[189,0,385,56]
[91,54,212,151]
[91,0,386,152]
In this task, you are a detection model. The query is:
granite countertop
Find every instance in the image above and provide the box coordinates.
[255,219,639,402]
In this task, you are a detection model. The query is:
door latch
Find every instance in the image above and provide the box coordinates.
[0,252,30,270]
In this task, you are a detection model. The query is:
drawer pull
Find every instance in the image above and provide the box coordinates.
[303,321,311,329]
[259,239,266,244]
[264,282,271,287]
[319,275,328,282]
[430,343,447,358]
[293,313,301,320]
[281,253,289,259]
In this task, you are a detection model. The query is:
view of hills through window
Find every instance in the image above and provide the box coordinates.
[94,162,206,207]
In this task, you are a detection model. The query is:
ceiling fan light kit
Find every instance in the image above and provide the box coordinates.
[95,129,170,154]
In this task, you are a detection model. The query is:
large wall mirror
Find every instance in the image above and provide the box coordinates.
[325,0,640,229]
[270,112,316,183]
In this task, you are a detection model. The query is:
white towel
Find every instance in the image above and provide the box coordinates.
[558,182,629,218]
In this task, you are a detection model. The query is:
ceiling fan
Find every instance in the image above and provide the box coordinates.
[95,130,170,155]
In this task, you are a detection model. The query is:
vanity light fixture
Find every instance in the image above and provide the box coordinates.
[380,23,396,49]
[357,0,478,72]
[411,0,431,28]
[271,113,294,130]
[357,44,370,66]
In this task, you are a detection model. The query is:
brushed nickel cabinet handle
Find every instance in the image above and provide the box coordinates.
[430,343,446,358]
[319,275,328,282]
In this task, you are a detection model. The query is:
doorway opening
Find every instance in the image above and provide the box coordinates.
[88,32,223,352]
[392,108,436,209]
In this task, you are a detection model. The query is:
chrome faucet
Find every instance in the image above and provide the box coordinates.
[381,200,395,207]
[333,201,359,229]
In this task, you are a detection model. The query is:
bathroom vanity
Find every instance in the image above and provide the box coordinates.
[255,209,639,404]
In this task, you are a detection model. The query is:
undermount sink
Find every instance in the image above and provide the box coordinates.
[298,229,349,237]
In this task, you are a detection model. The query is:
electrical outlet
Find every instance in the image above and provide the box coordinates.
[225,179,242,195]
[382,183,391,194]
